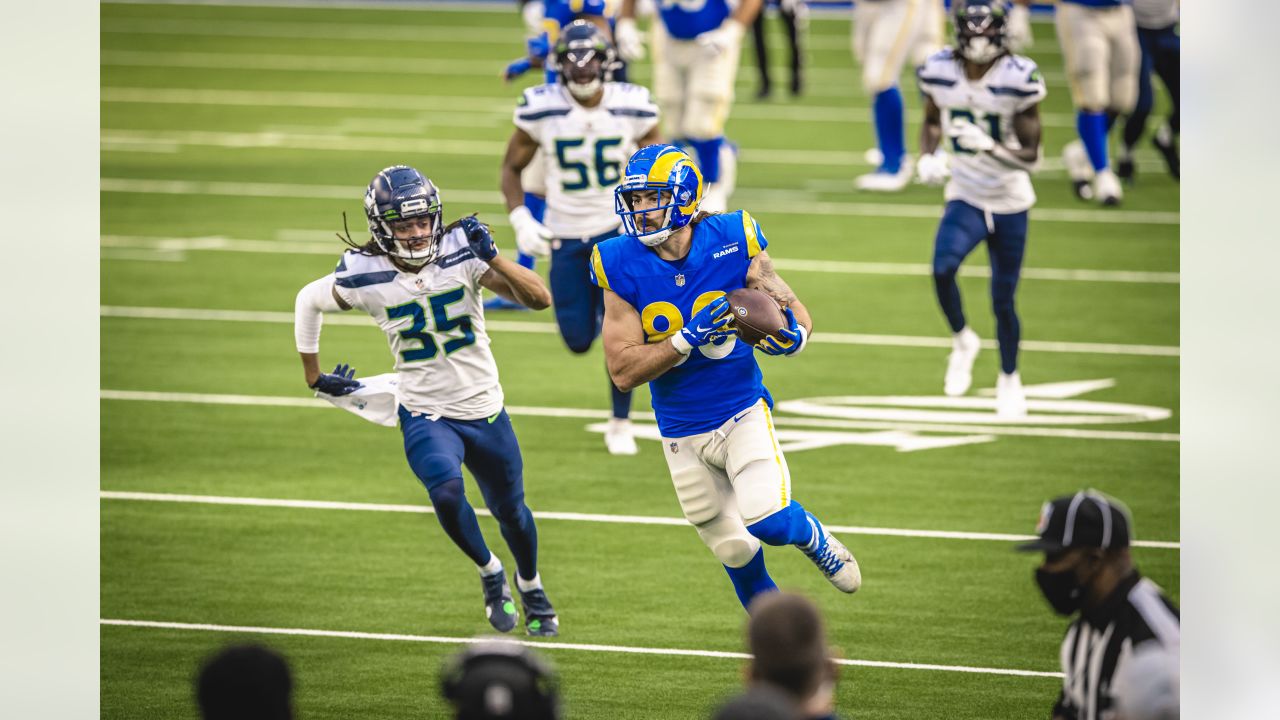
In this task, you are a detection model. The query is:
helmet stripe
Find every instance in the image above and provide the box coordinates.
[646,148,687,185]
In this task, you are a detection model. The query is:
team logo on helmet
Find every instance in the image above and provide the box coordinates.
[614,145,704,247]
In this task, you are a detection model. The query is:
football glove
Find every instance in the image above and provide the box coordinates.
[915,150,950,186]
[1006,4,1034,52]
[508,205,553,258]
[698,20,745,57]
[949,118,996,153]
[614,17,646,62]
[670,296,733,355]
[757,307,808,356]
[504,57,533,82]
[460,215,499,261]
[310,363,362,396]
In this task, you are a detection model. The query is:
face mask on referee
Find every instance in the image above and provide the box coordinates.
[1034,550,1102,616]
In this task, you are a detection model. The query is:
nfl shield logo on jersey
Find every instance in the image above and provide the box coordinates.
[674,274,686,287]
[669,442,679,453]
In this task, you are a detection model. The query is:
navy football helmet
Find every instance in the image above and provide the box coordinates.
[953,0,1009,64]
[364,165,443,266]
[614,144,703,246]
[554,19,614,101]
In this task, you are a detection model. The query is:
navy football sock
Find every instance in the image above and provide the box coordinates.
[427,479,492,567]
[494,501,540,583]
[610,375,631,420]
[723,548,779,610]
[933,271,967,333]
[872,87,906,173]
[687,137,724,183]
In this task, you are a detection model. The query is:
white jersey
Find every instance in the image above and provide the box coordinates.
[331,228,502,420]
[514,82,660,238]
[917,49,1048,214]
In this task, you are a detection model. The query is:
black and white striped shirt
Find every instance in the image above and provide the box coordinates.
[1053,572,1180,720]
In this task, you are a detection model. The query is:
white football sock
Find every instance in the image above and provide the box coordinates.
[516,572,543,593]
[478,553,503,577]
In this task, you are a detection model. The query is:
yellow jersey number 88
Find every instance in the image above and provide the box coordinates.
[640,291,736,366]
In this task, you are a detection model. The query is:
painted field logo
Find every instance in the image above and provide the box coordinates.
[586,379,1175,454]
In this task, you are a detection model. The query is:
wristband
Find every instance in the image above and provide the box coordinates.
[670,331,693,355]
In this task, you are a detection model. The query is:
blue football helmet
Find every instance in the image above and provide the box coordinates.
[953,0,1009,64]
[614,144,704,247]
[555,20,614,101]
[364,165,443,266]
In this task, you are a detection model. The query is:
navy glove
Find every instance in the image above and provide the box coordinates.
[671,297,734,355]
[310,363,362,396]
[460,215,498,262]
[757,307,808,356]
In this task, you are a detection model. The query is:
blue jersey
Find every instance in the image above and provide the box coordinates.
[656,0,731,41]
[541,0,615,83]
[589,211,772,437]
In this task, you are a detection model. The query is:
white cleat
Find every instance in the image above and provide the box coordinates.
[1093,169,1123,206]
[803,526,862,594]
[604,417,638,456]
[1062,140,1095,201]
[944,327,981,397]
[855,157,914,192]
[996,371,1028,419]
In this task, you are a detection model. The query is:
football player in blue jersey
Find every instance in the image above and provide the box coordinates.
[614,0,764,212]
[590,145,862,610]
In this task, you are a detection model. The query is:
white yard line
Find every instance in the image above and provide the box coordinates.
[99,235,1177,284]
[102,86,1081,128]
[99,176,1180,226]
[98,305,1179,357]
[99,618,1064,678]
[99,490,1179,550]
[98,387,1179,443]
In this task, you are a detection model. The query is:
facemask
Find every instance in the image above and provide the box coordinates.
[1034,566,1085,616]
[567,77,602,101]
[961,36,1001,64]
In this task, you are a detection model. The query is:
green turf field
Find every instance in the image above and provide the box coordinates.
[100,2,1179,718]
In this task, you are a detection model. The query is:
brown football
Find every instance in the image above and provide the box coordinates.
[726,287,786,347]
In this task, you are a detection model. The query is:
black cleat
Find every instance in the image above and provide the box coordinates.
[1116,156,1136,184]
[481,570,518,633]
[1152,126,1179,181]
[519,587,559,637]
[1071,179,1095,201]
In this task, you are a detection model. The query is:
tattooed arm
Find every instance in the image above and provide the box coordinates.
[745,250,813,334]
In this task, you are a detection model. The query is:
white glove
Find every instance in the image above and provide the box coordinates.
[521,0,545,36]
[697,19,745,57]
[949,118,996,153]
[508,205,552,258]
[1006,3,1033,52]
[614,17,646,62]
[915,150,950,186]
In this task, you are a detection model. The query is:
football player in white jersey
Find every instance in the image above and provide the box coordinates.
[850,0,946,192]
[501,21,663,456]
[914,0,1046,418]
[293,166,562,636]
[614,0,764,212]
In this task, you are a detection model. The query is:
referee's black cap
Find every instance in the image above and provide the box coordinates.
[1015,490,1133,553]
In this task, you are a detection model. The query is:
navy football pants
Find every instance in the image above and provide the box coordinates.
[932,200,1028,375]
[398,406,538,581]
[550,233,632,420]
[1124,24,1180,150]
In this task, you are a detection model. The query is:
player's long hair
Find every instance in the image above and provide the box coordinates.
[689,211,718,227]
[335,212,463,258]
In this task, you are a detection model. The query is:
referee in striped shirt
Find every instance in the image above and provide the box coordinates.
[1017,490,1180,720]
